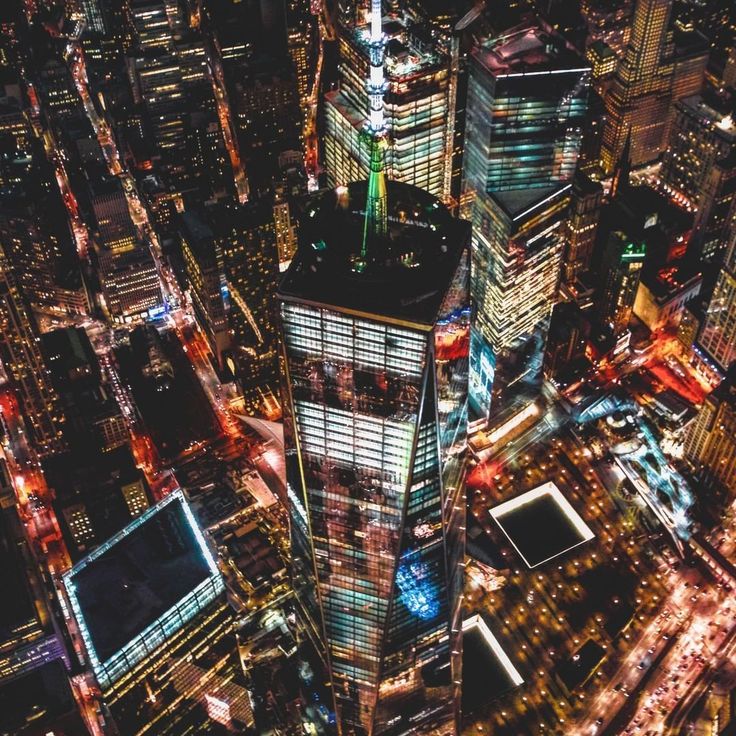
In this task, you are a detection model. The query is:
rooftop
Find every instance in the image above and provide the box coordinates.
[278,180,469,326]
[64,490,218,663]
[352,14,446,79]
[0,505,38,636]
[678,94,736,142]
[179,210,218,263]
[473,22,586,77]
[491,183,571,222]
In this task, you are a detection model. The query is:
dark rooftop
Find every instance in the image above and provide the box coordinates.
[278,180,469,326]
[67,494,213,662]
[0,504,38,637]
[491,183,570,221]
[473,22,586,77]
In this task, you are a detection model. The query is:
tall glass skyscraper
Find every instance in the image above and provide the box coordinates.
[462,23,589,197]
[324,10,456,203]
[461,21,589,420]
[278,180,469,735]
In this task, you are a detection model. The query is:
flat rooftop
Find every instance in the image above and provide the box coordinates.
[473,23,586,77]
[490,482,594,568]
[678,94,736,142]
[64,490,218,663]
[0,506,38,636]
[492,183,571,222]
[278,180,469,326]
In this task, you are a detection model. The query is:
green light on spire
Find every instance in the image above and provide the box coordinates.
[361,131,388,262]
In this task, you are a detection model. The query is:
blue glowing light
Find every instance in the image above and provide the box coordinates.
[396,551,440,620]
[147,304,167,321]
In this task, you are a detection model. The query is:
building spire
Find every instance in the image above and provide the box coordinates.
[357,0,388,270]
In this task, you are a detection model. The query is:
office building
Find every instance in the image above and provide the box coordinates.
[279,177,468,735]
[281,19,467,721]
[691,150,736,264]
[80,0,108,35]
[41,326,129,454]
[62,489,254,734]
[324,10,456,201]
[598,230,646,336]
[543,301,590,383]
[462,22,589,196]
[212,200,281,416]
[0,464,67,684]
[600,2,708,173]
[179,211,231,370]
[128,0,183,51]
[461,22,588,420]
[96,242,163,323]
[88,174,138,254]
[273,183,298,270]
[562,172,604,286]
[600,0,673,172]
[44,446,151,559]
[37,60,83,121]
[633,268,701,332]
[697,237,736,374]
[586,40,617,86]
[0,212,57,311]
[0,245,66,457]
[469,185,570,419]
[685,367,736,494]
[580,0,632,56]
[133,54,188,156]
[285,0,317,120]
[660,95,736,205]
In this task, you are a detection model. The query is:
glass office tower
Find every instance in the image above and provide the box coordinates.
[279,180,469,735]
[462,24,589,197]
[324,12,456,203]
[461,21,589,421]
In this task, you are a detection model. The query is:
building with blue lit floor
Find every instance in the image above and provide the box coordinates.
[461,20,590,423]
[278,180,470,735]
[62,489,254,735]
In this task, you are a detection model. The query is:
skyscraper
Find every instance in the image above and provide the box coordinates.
[279,178,468,735]
[562,172,604,287]
[469,185,571,419]
[593,19,710,172]
[0,464,67,683]
[461,20,589,420]
[462,23,589,197]
[697,236,736,374]
[684,367,736,494]
[691,151,736,264]
[324,7,456,202]
[280,8,468,731]
[660,95,736,206]
[600,0,673,172]
[597,230,647,336]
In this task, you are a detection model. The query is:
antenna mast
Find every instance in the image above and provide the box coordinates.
[356,0,388,271]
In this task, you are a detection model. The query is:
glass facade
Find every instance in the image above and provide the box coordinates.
[280,250,468,735]
[461,24,588,422]
[463,42,589,195]
[324,20,455,202]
